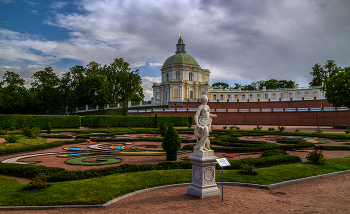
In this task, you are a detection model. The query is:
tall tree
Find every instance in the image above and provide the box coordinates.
[0,71,30,114]
[322,67,350,107]
[309,60,340,86]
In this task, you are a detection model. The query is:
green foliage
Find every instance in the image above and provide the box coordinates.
[315,126,323,133]
[27,173,48,189]
[322,66,350,107]
[268,127,275,131]
[240,163,256,175]
[346,128,350,134]
[262,149,287,157]
[154,114,159,128]
[0,163,65,177]
[310,60,340,86]
[8,126,16,131]
[315,146,350,150]
[0,114,81,128]
[295,128,300,132]
[187,116,194,128]
[81,115,189,127]
[46,122,52,131]
[253,124,262,131]
[4,135,19,143]
[223,126,227,129]
[162,124,181,152]
[306,149,326,164]
[159,121,167,135]
[20,126,41,138]
[212,82,230,90]
[278,126,285,131]
[0,128,7,135]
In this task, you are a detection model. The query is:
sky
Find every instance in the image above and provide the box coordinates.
[1,0,350,101]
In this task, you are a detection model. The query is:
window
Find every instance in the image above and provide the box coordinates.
[235,95,238,100]
[264,94,268,99]
[220,95,224,100]
[156,92,160,100]
[190,91,193,99]
[213,95,217,100]
[257,94,260,99]
[176,72,180,80]
[165,91,167,99]
[313,91,317,97]
[297,92,301,98]
[280,93,284,98]
[228,95,231,100]
[305,92,309,98]
[249,94,253,100]
[189,72,193,81]
[166,73,169,81]
[289,93,293,98]
[272,93,276,99]
[242,95,246,100]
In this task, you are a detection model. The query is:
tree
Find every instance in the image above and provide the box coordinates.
[212,82,229,90]
[322,67,350,107]
[277,79,295,88]
[0,71,31,114]
[31,67,61,114]
[310,60,340,86]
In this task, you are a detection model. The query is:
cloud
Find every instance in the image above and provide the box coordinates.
[51,2,67,9]
[149,62,162,68]
[130,61,146,68]
[142,76,161,100]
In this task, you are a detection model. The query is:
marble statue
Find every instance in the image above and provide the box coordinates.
[193,95,217,156]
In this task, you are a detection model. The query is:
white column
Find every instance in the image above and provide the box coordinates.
[169,85,172,101]
[195,86,198,99]
[180,84,183,101]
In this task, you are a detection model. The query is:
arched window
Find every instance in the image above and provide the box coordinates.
[189,72,193,81]
[176,72,180,80]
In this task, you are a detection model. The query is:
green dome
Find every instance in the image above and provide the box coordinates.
[163,53,198,67]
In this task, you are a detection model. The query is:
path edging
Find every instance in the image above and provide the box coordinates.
[1,169,350,210]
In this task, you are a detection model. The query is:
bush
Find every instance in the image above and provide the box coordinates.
[295,128,300,132]
[8,126,16,131]
[278,126,285,131]
[240,163,257,175]
[306,149,326,164]
[162,124,181,152]
[154,114,159,128]
[253,124,262,131]
[20,126,41,138]
[268,127,275,131]
[315,145,350,150]
[159,121,167,136]
[223,126,227,129]
[315,126,323,133]
[0,115,81,128]
[27,173,48,189]
[229,126,236,130]
[46,122,52,131]
[4,135,19,143]
[345,127,350,134]
[0,128,7,135]
[188,116,194,128]
[262,149,287,157]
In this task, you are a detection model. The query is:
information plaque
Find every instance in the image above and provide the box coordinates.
[216,158,231,167]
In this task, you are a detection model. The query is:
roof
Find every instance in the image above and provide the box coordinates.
[163,53,198,67]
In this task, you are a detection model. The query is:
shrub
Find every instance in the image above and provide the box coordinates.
[295,128,300,132]
[268,127,275,131]
[345,127,350,134]
[20,126,41,138]
[253,124,262,131]
[46,122,52,131]
[0,128,7,135]
[236,126,240,130]
[188,116,194,129]
[223,126,227,129]
[278,126,285,131]
[159,121,167,136]
[315,126,323,133]
[4,135,19,143]
[27,173,48,189]
[153,114,159,128]
[306,149,326,164]
[8,126,16,131]
[262,149,287,157]
[240,163,257,175]
[162,124,181,152]
[230,126,236,130]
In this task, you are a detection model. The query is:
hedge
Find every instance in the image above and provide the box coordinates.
[0,114,81,128]
[315,146,350,150]
[81,115,189,127]
[0,164,65,177]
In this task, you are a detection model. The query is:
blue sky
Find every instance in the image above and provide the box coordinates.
[1,0,350,101]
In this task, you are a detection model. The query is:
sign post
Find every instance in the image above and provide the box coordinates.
[216,158,231,202]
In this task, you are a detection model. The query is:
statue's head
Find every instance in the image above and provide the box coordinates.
[200,95,208,103]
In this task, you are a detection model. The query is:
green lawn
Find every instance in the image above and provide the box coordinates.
[1,157,350,206]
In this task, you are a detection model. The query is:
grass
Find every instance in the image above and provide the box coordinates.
[1,157,350,206]
[0,135,47,150]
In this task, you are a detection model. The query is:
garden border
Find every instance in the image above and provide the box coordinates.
[1,169,350,210]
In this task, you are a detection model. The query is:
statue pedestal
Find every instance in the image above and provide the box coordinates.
[187,155,221,198]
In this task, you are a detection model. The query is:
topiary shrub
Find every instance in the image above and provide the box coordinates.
[46,122,52,131]
[159,121,167,137]
[153,114,159,128]
[262,149,287,157]
[188,116,194,129]
[162,123,181,152]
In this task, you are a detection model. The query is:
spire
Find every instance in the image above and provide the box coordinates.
[176,34,186,54]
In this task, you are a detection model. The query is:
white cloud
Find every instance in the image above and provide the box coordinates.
[130,61,146,68]
[149,62,162,68]
[142,76,161,100]
[51,2,67,9]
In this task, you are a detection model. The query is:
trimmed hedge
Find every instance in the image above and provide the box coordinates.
[80,115,189,127]
[0,114,81,128]
[0,164,65,177]
[315,145,350,150]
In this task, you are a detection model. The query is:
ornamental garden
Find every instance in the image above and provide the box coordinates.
[0,114,350,206]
